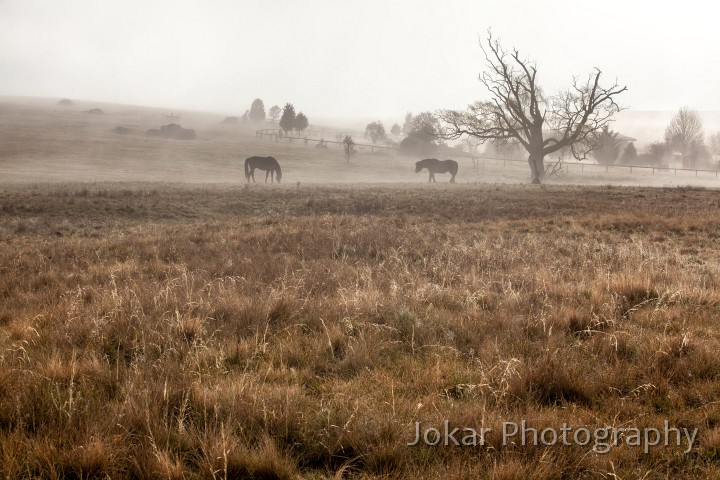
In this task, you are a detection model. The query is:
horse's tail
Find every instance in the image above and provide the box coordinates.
[244,157,251,181]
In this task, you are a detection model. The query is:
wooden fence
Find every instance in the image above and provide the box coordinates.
[256,129,720,180]
[256,129,396,152]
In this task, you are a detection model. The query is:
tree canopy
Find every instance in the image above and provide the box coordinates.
[398,112,443,156]
[364,121,387,144]
[619,142,638,165]
[269,105,281,123]
[410,112,442,143]
[592,126,622,166]
[402,112,413,135]
[279,103,296,134]
[294,112,309,132]
[249,98,265,122]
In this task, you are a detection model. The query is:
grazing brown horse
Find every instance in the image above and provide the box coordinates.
[245,156,282,183]
[415,158,458,183]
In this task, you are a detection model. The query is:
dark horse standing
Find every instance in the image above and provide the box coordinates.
[415,158,458,183]
[245,156,282,183]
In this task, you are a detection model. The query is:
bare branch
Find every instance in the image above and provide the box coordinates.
[438,31,627,183]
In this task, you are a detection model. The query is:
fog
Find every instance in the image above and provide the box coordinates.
[1,0,720,118]
[3,1,720,188]
[0,95,719,189]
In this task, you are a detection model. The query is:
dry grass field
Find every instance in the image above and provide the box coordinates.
[3,98,720,478]
[2,183,720,479]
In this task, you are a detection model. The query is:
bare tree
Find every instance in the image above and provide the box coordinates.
[461,136,482,155]
[710,132,720,156]
[664,107,705,167]
[440,31,627,184]
[485,138,524,159]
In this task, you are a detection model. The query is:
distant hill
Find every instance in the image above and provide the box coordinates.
[4,95,720,155]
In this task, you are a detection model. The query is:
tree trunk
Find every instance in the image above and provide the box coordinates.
[528,152,545,184]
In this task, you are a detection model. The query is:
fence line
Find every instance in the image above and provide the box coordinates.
[256,129,720,179]
[256,129,396,152]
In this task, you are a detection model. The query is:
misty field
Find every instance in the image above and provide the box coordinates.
[4,97,720,189]
[1,183,720,479]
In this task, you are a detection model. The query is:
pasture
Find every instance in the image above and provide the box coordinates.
[2,98,720,478]
[3,97,720,188]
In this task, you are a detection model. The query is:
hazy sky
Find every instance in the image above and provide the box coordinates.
[1,0,718,120]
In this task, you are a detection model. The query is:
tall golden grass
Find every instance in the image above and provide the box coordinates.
[1,183,720,478]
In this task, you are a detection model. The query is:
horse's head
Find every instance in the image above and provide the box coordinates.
[276,170,282,183]
[415,161,423,173]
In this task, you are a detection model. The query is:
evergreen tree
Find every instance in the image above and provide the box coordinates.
[294,112,309,132]
[592,126,622,165]
[620,142,638,164]
[249,98,265,122]
[402,112,413,135]
[279,103,296,135]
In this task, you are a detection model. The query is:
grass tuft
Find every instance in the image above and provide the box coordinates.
[2,184,720,477]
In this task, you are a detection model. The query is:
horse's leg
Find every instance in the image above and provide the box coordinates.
[450,172,456,183]
[270,171,275,183]
[431,172,436,183]
[265,170,270,183]
[250,168,256,183]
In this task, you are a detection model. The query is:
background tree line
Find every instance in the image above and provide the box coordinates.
[234,98,311,136]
